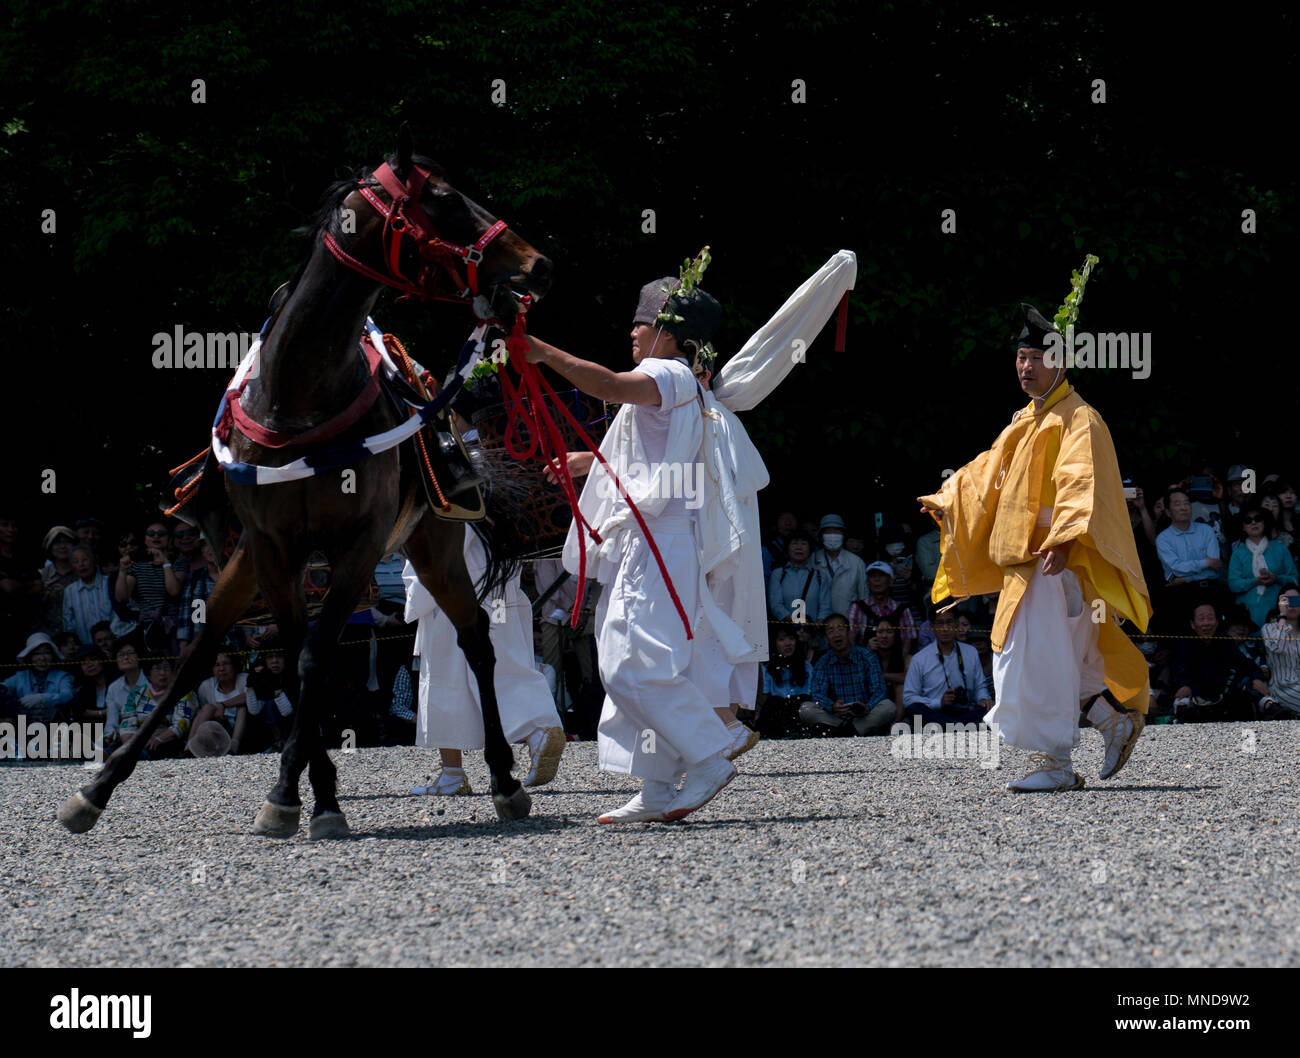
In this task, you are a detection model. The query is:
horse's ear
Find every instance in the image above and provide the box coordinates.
[395,123,413,176]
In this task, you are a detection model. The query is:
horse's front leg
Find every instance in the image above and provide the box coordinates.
[58,540,258,834]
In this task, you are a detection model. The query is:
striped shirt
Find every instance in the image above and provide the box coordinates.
[62,573,115,642]
[126,561,169,612]
[120,682,196,740]
[1262,620,1300,712]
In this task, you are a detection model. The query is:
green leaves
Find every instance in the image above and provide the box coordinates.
[1053,253,1099,333]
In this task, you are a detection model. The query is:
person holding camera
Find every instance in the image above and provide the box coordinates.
[797,613,895,735]
[902,610,991,727]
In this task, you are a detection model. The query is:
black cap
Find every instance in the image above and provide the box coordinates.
[1011,302,1056,351]
[634,278,723,346]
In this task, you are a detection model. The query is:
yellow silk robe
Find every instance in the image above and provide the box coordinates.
[918,382,1153,712]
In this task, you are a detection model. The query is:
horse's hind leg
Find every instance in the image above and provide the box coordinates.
[58,540,258,833]
[405,514,528,821]
[248,540,310,838]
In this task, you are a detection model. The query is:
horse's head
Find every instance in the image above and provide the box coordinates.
[334,126,552,323]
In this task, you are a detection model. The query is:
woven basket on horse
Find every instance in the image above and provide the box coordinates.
[468,388,611,560]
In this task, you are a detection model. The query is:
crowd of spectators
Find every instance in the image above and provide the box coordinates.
[2,460,1297,762]
[751,463,1300,737]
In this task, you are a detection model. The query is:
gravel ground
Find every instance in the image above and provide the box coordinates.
[1,721,1296,967]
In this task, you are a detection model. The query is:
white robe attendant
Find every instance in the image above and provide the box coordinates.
[562,357,735,781]
[402,528,561,749]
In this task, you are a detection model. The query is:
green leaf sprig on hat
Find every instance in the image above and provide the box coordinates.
[655,245,712,326]
[1053,253,1100,334]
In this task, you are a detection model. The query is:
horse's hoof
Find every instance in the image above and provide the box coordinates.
[57,792,103,834]
[492,786,532,821]
[308,811,349,841]
[251,801,301,838]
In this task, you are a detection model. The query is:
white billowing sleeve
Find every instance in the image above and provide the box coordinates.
[712,249,857,413]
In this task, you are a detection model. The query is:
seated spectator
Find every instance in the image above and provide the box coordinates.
[56,630,81,662]
[113,522,178,644]
[902,611,993,727]
[812,514,868,619]
[1261,589,1300,718]
[74,517,107,571]
[797,613,895,736]
[1275,481,1298,545]
[844,535,867,558]
[1171,601,1273,723]
[89,620,115,660]
[865,618,910,707]
[62,545,115,644]
[1228,506,1297,629]
[768,530,828,625]
[1260,493,1293,551]
[1224,609,1267,675]
[847,561,917,650]
[2,632,76,725]
[756,627,814,738]
[168,526,211,654]
[386,658,419,746]
[762,510,798,586]
[246,649,294,752]
[69,643,110,725]
[878,524,917,610]
[1186,469,1228,546]
[191,652,250,754]
[119,656,196,758]
[104,638,147,749]
[1158,488,1227,619]
[37,525,79,637]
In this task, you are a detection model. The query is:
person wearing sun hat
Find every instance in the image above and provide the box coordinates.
[918,282,1153,793]
[2,632,76,725]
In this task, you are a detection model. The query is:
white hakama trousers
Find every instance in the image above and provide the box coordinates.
[404,535,562,751]
[595,522,732,782]
[988,565,1106,758]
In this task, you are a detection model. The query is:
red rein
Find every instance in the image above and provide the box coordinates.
[499,317,693,639]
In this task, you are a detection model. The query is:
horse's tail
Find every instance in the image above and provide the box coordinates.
[463,440,531,605]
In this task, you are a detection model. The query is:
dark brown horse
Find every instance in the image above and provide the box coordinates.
[58,130,552,838]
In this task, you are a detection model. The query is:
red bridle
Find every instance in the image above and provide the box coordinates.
[322,161,509,313]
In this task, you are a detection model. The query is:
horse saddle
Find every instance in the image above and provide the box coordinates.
[379,371,484,522]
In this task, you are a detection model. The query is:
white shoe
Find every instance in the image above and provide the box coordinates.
[1086,694,1144,780]
[1006,753,1084,792]
[664,753,736,821]
[723,720,760,762]
[523,725,566,787]
[597,781,675,823]
[410,767,473,796]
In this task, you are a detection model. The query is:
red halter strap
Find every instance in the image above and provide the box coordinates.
[323,162,510,308]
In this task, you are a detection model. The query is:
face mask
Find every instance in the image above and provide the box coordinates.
[885,542,904,557]
[822,533,844,551]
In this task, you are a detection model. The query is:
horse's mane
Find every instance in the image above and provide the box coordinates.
[273,153,448,312]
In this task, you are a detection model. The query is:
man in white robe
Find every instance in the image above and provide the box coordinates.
[525,271,744,822]
[403,522,566,795]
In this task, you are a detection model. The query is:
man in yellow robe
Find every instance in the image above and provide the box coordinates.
[917,303,1152,791]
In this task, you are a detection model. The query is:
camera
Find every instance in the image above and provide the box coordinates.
[948,686,968,708]
[848,702,868,718]
[1188,475,1214,502]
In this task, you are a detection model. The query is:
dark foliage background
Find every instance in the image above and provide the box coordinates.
[2,1,1293,542]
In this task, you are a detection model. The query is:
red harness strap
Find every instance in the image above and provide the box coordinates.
[217,335,384,449]
[499,315,694,640]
